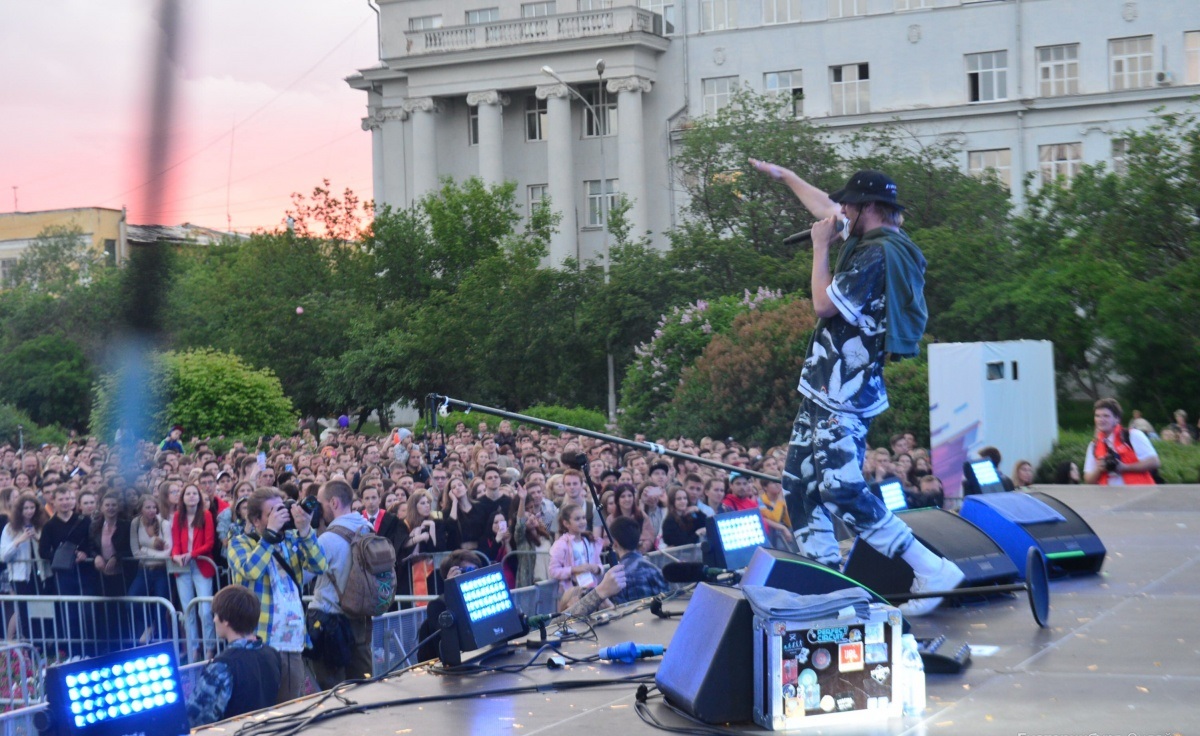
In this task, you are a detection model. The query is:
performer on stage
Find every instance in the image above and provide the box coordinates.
[749,160,964,616]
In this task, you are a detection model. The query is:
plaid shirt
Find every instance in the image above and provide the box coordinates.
[228,530,328,644]
[611,551,669,605]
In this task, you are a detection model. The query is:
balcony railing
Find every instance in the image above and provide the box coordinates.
[406,7,662,55]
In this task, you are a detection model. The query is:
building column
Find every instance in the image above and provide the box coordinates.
[404,96,441,197]
[467,90,509,186]
[609,76,652,238]
[537,83,576,266]
[363,105,410,208]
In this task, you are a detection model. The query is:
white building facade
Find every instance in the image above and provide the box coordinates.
[349,0,1200,265]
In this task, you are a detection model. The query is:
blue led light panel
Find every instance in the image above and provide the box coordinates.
[971,460,1001,486]
[459,570,514,624]
[716,511,766,551]
[878,481,907,512]
[63,653,179,729]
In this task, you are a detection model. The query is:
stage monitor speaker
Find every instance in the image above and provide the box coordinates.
[843,508,1019,598]
[960,491,1105,578]
[741,547,891,604]
[655,583,754,724]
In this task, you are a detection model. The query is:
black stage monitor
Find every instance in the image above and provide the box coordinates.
[966,458,1006,494]
[441,563,527,666]
[705,508,767,570]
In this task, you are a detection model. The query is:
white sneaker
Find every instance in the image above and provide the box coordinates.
[899,559,965,618]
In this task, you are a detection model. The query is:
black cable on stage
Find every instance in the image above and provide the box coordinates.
[633,685,760,736]
[234,627,443,736]
[248,672,657,736]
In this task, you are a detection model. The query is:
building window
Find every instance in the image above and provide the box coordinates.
[640,0,675,33]
[702,76,738,117]
[967,51,1007,102]
[1039,142,1082,184]
[585,179,619,226]
[409,15,444,31]
[528,184,549,213]
[763,0,800,24]
[468,106,479,146]
[0,258,16,286]
[1186,31,1200,84]
[968,148,1012,190]
[828,0,863,19]
[525,95,548,141]
[830,63,869,115]
[466,8,500,24]
[894,0,931,10]
[579,0,614,9]
[1110,35,1153,90]
[1111,139,1128,176]
[764,70,803,116]
[700,0,736,32]
[522,1,556,16]
[582,86,616,137]
[1037,44,1079,97]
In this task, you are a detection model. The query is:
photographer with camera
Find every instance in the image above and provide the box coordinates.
[228,488,328,703]
[1084,398,1160,486]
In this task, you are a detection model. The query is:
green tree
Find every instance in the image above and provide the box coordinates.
[8,225,107,293]
[0,334,92,430]
[91,348,295,441]
[665,298,817,446]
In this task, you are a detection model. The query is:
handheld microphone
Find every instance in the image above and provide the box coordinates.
[783,216,847,246]
[525,612,563,629]
[661,561,737,584]
[597,641,665,663]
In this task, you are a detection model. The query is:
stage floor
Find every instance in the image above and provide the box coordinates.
[196,484,1194,736]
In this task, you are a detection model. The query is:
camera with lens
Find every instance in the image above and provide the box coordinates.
[1103,452,1121,474]
[281,495,322,532]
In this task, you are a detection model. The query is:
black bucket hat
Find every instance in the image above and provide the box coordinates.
[829,170,905,210]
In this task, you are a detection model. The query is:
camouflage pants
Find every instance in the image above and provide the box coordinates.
[782,397,914,566]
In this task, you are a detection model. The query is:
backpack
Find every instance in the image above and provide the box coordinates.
[327,525,397,618]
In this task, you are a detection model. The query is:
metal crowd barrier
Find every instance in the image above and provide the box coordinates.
[0,594,180,666]
[0,701,45,735]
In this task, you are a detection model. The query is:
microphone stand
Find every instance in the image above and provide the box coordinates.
[574,457,620,567]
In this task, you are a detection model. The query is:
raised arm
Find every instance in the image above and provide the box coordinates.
[749,159,841,220]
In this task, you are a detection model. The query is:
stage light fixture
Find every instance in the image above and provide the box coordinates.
[964,458,1006,494]
[439,563,528,667]
[37,642,188,736]
[871,477,909,513]
[705,508,768,570]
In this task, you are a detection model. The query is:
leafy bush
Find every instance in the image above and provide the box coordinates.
[0,404,69,448]
[664,298,816,446]
[867,346,931,450]
[1035,429,1200,484]
[414,404,608,436]
[618,288,787,437]
[91,348,296,441]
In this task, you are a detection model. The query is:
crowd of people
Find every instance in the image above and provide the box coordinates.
[0,409,1140,722]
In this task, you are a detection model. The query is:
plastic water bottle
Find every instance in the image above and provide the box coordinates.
[900,634,926,716]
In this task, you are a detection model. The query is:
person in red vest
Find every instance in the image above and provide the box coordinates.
[1084,398,1160,485]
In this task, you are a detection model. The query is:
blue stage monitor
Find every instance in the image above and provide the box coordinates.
[706,508,767,570]
[40,642,188,736]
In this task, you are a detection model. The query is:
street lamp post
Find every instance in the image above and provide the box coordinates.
[543,61,618,427]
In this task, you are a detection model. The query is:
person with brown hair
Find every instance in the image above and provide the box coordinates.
[1084,398,1160,485]
[187,586,281,727]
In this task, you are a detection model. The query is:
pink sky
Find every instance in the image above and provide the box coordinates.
[1,0,378,234]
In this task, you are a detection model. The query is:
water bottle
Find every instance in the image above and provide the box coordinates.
[900,633,926,716]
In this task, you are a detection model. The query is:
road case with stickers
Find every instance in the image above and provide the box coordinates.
[752,603,903,730]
